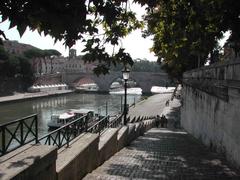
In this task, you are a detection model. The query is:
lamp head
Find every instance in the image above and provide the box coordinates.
[122,68,130,80]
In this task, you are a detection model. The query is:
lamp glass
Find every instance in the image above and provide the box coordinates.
[122,69,130,80]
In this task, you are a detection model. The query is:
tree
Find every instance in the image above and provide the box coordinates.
[0,0,142,75]
[143,0,240,80]
[19,56,34,84]
[0,45,9,61]
[42,49,61,74]
[1,0,240,79]
[131,59,162,72]
[24,48,44,75]
[24,48,61,74]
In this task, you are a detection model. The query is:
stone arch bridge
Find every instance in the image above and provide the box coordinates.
[63,71,170,94]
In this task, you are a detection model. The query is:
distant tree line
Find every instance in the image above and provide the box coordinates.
[111,59,162,72]
[0,45,34,84]
[0,45,61,85]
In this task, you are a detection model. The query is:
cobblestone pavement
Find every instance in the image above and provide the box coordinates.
[128,93,172,118]
[84,128,240,180]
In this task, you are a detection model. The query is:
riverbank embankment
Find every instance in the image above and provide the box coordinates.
[0,90,74,104]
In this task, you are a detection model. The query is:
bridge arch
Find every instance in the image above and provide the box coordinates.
[74,76,99,91]
[64,71,170,94]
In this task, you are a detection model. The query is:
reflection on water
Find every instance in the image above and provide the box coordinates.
[0,93,141,137]
[32,96,67,110]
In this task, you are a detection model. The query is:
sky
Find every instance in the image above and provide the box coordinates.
[0,3,158,61]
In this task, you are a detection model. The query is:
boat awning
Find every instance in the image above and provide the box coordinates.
[69,108,94,114]
[59,112,75,119]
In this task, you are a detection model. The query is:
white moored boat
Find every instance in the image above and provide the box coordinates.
[47,109,96,129]
[47,112,76,129]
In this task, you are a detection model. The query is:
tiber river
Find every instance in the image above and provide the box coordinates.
[0,92,142,137]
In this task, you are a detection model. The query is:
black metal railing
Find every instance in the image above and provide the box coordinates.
[88,116,110,135]
[38,115,88,148]
[0,114,38,156]
[108,114,123,128]
[0,111,124,155]
[88,113,124,135]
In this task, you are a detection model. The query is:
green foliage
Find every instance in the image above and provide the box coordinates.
[19,56,34,83]
[0,55,19,77]
[0,46,35,82]
[1,0,240,79]
[143,0,240,80]
[143,0,222,80]
[24,48,44,58]
[111,58,162,72]
[0,45,9,60]
[0,0,142,75]
[131,59,162,72]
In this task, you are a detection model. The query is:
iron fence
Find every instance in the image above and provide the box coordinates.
[108,114,123,128]
[0,114,38,156]
[0,112,124,156]
[88,113,124,135]
[88,116,110,135]
[38,114,88,148]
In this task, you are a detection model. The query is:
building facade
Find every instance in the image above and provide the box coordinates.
[3,41,96,76]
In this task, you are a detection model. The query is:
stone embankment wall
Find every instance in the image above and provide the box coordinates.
[181,60,240,168]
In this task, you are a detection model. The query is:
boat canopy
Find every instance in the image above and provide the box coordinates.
[70,108,94,114]
[59,112,75,119]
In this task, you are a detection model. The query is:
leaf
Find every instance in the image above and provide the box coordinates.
[17,23,27,37]
[9,20,17,29]
[1,15,8,22]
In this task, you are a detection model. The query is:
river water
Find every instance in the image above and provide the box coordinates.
[0,92,142,137]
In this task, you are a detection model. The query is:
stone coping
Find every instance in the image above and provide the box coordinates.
[0,144,57,179]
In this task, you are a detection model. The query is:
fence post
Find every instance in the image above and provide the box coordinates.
[20,120,24,145]
[120,96,123,112]
[106,101,108,116]
[35,115,38,143]
[98,107,101,116]
[1,127,6,154]
[66,126,70,148]
[85,116,88,132]
[98,122,101,135]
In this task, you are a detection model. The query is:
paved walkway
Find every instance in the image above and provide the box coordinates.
[84,87,240,179]
[84,128,240,180]
[128,92,172,118]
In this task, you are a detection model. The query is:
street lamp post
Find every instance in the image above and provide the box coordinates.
[122,67,130,125]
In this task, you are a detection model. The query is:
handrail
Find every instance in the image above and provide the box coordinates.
[87,115,110,135]
[108,113,123,128]
[39,114,88,139]
[38,114,88,148]
[87,113,124,135]
[0,114,37,127]
[0,110,124,154]
[0,114,38,156]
